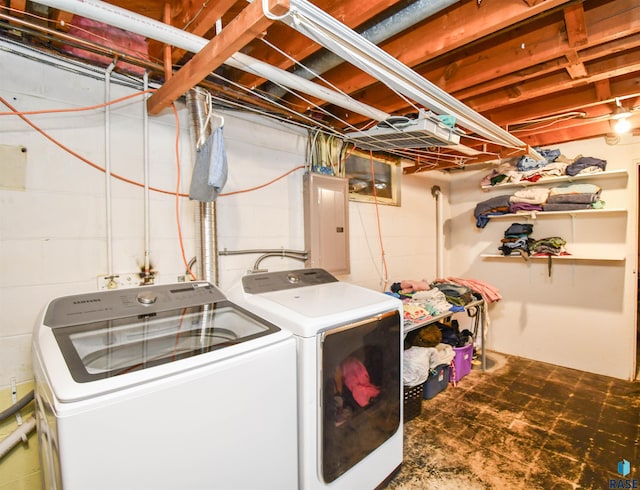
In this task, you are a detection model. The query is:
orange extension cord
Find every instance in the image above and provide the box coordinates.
[368,150,389,291]
[0,93,305,278]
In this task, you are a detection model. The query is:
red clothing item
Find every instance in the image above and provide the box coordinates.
[340,357,380,407]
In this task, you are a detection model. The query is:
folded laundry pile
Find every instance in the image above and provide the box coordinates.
[473,182,605,228]
[499,222,535,258]
[474,194,512,228]
[542,183,602,212]
[480,151,607,187]
[429,281,475,307]
[530,236,568,256]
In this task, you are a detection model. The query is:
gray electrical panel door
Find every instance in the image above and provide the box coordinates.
[303,173,350,275]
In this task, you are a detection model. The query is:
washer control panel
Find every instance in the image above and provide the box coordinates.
[242,268,338,294]
[43,282,224,328]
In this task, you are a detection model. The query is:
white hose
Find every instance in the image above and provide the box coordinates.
[0,416,36,460]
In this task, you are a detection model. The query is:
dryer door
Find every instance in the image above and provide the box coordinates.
[320,309,401,483]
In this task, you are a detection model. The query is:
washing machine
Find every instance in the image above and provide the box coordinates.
[32,281,298,490]
[227,268,404,490]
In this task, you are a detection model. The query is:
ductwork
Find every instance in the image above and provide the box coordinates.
[186,88,218,284]
[267,0,458,98]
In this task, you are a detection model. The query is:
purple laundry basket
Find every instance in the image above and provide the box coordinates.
[450,343,474,383]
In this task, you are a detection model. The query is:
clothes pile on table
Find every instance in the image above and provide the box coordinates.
[389,278,500,327]
[392,278,498,399]
[387,276,502,327]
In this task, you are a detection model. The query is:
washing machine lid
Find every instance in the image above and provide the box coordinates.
[235,269,402,337]
[37,282,290,400]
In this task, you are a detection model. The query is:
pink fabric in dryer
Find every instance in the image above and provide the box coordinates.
[340,357,380,407]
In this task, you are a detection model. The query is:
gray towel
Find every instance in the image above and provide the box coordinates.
[189,127,228,202]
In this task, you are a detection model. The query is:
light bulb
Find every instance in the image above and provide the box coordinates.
[614,117,631,134]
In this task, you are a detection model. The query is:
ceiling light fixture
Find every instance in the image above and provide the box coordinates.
[279,0,542,158]
[613,117,631,134]
[611,99,633,134]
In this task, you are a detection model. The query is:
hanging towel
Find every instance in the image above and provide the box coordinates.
[188,127,228,202]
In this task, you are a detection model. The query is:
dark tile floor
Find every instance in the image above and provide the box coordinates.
[384,352,640,489]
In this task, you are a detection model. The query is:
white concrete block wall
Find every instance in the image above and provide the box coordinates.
[0,51,194,386]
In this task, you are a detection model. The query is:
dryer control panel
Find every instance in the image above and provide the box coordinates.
[43,282,224,328]
[242,268,338,294]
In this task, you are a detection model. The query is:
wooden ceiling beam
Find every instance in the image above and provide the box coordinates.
[424,0,639,98]
[563,2,588,79]
[9,0,26,17]
[563,2,588,47]
[485,73,640,126]
[517,114,640,147]
[593,79,612,102]
[147,0,290,115]
[453,31,640,101]
[148,0,239,65]
[464,47,640,115]
[332,0,640,128]
[281,0,570,107]
[51,9,73,31]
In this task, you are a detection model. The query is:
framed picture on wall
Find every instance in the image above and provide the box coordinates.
[344,149,402,206]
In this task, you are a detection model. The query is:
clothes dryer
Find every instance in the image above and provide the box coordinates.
[227,269,403,490]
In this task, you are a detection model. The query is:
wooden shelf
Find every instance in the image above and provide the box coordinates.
[481,169,628,191]
[484,208,626,221]
[480,253,626,262]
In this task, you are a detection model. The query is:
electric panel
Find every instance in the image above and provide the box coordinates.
[303,173,350,275]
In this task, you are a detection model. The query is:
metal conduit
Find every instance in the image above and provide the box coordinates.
[267,0,457,98]
[218,248,308,273]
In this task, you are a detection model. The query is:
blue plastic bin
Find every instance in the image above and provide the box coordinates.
[423,364,449,399]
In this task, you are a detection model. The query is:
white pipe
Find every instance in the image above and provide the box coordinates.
[226,54,389,121]
[431,185,444,278]
[0,416,36,460]
[105,60,116,276]
[143,71,151,280]
[31,0,390,122]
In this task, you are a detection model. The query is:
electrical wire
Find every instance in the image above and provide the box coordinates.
[0,95,305,198]
[0,94,181,196]
[369,151,389,291]
[0,89,155,116]
[0,94,307,281]
[221,165,305,196]
[170,102,197,281]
